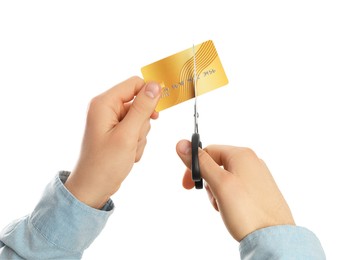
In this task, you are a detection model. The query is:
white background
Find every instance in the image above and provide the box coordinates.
[0,1,363,259]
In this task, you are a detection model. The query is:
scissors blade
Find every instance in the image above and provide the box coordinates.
[191,44,203,189]
[193,44,199,134]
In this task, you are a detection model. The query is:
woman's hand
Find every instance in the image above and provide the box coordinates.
[65,76,161,209]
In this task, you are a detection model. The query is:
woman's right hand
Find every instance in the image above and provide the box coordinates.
[176,140,295,242]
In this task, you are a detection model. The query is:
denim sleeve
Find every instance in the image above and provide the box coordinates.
[239,225,326,260]
[0,171,114,260]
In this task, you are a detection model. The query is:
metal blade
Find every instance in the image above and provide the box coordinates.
[193,44,199,134]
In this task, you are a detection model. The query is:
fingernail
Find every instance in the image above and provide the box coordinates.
[179,140,191,155]
[145,82,161,99]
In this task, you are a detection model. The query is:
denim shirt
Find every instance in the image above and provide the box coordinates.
[0,172,326,259]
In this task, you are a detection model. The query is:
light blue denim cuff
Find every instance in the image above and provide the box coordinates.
[29,171,114,253]
[239,225,326,260]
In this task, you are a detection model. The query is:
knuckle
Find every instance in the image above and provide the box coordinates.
[129,75,143,83]
[85,96,105,124]
[88,95,104,109]
[233,147,257,159]
[135,139,147,162]
[138,121,151,140]
[87,95,108,115]
[138,137,147,147]
[204,144,215,152]
[131,100,147,117]
[144,121,151,133]
[225,147,260,169]
[135,154,141,162]
[259,158,267,166]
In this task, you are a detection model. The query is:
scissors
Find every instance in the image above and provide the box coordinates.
[191,44,203,189]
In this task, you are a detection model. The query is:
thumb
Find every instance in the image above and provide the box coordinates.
[176,140,225,188]
[122,82,161,130]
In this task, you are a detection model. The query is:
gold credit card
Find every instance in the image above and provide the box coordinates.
[141,40,228,111]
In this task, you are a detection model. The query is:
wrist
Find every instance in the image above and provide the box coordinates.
[64,171,113,209]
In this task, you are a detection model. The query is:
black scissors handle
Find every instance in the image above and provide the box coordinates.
[191,133,203,189]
